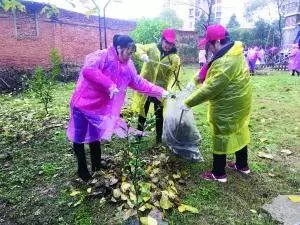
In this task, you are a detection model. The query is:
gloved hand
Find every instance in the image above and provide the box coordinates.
[180,102,191,111]
[140,54,150,63]
[185,82,195,91]
[161,90,176,99]
[108,86,119,99]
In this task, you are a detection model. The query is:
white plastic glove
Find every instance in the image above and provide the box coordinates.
[180,102,191,111]
[108,86,119,99]
[161,90,176,99]
[185,82,195,91]
[140,54,150,63]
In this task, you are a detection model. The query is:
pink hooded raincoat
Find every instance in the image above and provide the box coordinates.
[67,46,164,143]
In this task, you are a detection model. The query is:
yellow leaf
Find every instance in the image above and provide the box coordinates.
[123,209,137,220]
[140,216,158,225]
[113,188,121,199]
[121,193,128,201]
[152,168,160,174]
[121,182,131,193]
[129,192,137,202]
[178,204,199,214]
[86,188,92,193]
[288,195,300,203]
[143,196,151,202]
[160,191,173,210]
[70,190,81,196]
[73,199,83,207]
[258,152,273,160]
[172,173,181,179]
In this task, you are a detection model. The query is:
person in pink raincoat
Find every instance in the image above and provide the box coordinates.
[67,34,170,181]
[247,46,260,76]
[288,42,300,76]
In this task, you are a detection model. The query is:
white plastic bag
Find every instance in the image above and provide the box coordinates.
[162,90,203,161]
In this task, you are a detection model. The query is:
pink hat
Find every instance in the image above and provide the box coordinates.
[162,28,176,44]
[199,24,227,46]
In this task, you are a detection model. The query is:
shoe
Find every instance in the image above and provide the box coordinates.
[227,162,250,175]
[201,171,227,183]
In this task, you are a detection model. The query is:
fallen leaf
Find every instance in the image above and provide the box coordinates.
[178,204,199,214]
[280,149,292,156]
[113,188,121,199]
[152,168,160,174]
[250,209,257,214]
[172,173,181,179]
[121,193,128,201]
[258,152,273,160]
[109,176,119,186]
[268,173,275,177]
[111,197,117,203]
[160,191,173,210]
[34,209,41,216]
[73,199,83,207]
[129,192,137,202]
[123,209,137,220]
[70,190,81,196]
[127,199,135,208]
[152,160,160,166]
[121,182,131,193]
[151,177,159,183]
[140,216,158,225]
[288,195,300,203]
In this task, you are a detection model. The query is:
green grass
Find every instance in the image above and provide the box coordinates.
[0,67,299,225]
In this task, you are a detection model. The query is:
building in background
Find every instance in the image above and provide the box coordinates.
[163,0,209,31]
[212,0,248,27]
[282,0,300,48]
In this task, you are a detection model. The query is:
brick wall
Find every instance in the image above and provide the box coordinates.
[0,2,136,69]
[0,2,199,70]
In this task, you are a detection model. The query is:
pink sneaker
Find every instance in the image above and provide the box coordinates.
[201,171,227,183]
[227,162,250,175]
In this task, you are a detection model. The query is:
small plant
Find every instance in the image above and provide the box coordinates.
[49,48,62,80]
[30,67,53,114]
[30,48,62,114]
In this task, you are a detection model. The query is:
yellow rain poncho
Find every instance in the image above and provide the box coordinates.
[132,43,181,116]
[184,41,252,155]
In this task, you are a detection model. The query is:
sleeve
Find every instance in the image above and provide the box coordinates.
[81,50,116,91]
[128,61,164,98]
[134,43,153,58]
[184,61,230,108]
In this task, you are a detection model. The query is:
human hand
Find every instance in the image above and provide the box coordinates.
[161,90,176,99]
[140,54,150,63]
[185,82,195,91]
[180,102,190,111]
[108,86,119,99]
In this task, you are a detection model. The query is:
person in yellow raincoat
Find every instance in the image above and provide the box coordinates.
[132,28,181,144]
[183,25,252,183]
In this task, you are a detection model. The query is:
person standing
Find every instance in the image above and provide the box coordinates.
[132,28,181,144]
[182,25,252,183]
[67,35,170,181]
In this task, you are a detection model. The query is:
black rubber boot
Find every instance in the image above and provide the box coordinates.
[90,141,102,172]
[73,143,92,181]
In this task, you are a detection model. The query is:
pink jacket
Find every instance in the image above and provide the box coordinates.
[71,46,164,117]
[288,47,300,71]
[247,48,260,62]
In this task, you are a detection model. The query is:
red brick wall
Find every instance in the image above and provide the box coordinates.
[0,4,136,69]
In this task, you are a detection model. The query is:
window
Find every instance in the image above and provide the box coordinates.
[190,21,193,28]
[189,8,194,17]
